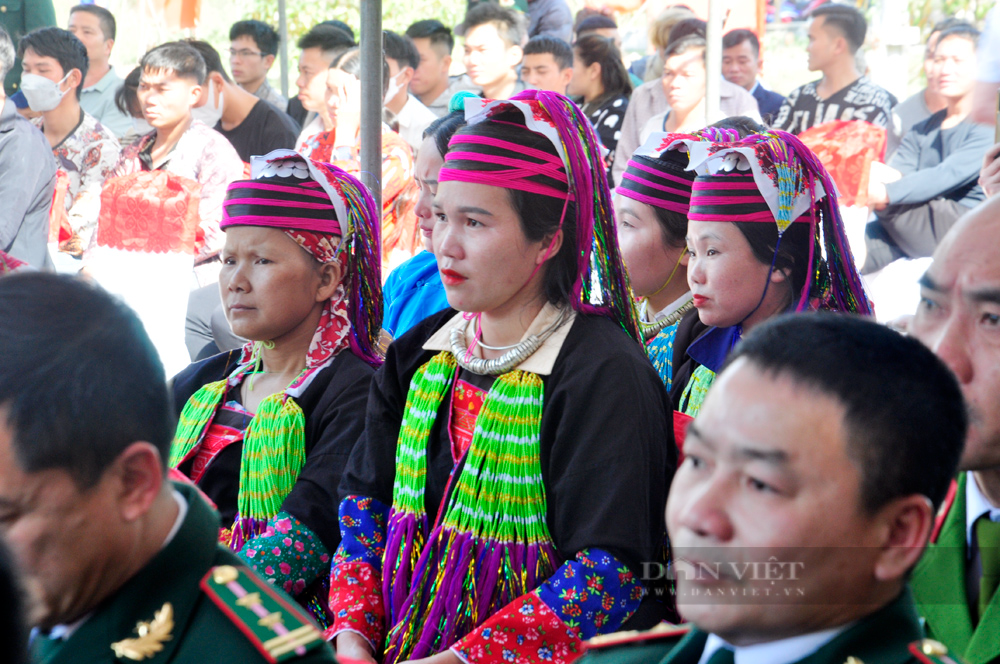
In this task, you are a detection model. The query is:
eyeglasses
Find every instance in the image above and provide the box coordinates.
[229,48,264,59]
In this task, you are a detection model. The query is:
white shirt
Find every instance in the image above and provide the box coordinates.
[640,291,693,324]
[40,490,189,643]
[697,625,848,664]
[965,471,1000,550]
[395,94,438,153]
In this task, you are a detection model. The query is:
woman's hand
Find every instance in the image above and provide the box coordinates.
[334,631,377,664]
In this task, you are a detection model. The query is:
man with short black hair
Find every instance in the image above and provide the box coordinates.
[292,24,355,144]
[909,194,1000,664]
[772,4,895,135]
[0,25,55,270]
[721,29,784,124]
[0,273,337,663]
[382,30,436,151]
[462,4,526,100]
[66,5,130,137]
[229,19,286,111]
[581,313,968,664]
[405,19,479,117]
[19,27,119,264]
[863,25,991,273]
[575,15,621,46]
[521,35,573,95]
[185,40,297,163]
[104,41,243,267]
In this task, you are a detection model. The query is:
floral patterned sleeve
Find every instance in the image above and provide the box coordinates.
[325,495,390,646]
[237,511,331,598]
[67,136,121,249]
[451,549,644,664]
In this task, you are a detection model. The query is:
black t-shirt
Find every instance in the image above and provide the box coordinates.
[215,99,299,163]
[771,76,897,135]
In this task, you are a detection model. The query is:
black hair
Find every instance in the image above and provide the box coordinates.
[523,35,573,71]
[70,4,116,41]
[184,39,232,84]
[141,41,206,85]
[809,3,867,53]
[229,19,279,57]
[18,27,89,99]
[319,20,356,41]
[575,15,618,36]
[0,538,27,664]
[383,30,420,71]
[297,24,356,54]
[406,19,454,59]
[728,313,967,515]
[734,220,814,308]
[445,112,577,306]
[935,24,981,51]
[334,47,390,96]
[0,26,14,83]
[710,115,767,136]
[666,17,706,47]
[462,3,526,48]
[664,34,706,61]
[573,34,631,103]
[423,105,468,158]
[722,28,760,57]
[115,65,142,117]
[0,274,174,488]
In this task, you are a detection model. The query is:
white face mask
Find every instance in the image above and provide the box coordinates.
[384,70,406,105]
[20,72,71,112]
[192,80,225,127]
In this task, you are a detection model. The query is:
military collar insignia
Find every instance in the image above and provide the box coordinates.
[110,602,174,660]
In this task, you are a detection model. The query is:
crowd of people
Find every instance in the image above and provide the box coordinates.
[1,1,1000,663]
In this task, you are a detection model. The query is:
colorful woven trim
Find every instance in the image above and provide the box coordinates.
[169,367,308,550]
[382,351,559,663]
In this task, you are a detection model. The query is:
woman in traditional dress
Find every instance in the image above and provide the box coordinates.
[328,91,675,664]
[670,130,874,422]
[169,151,383,624]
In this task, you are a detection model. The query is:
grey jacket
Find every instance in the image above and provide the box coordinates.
[0,98,55,269]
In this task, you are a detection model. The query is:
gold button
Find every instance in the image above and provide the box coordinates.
[212,565,239,584]
[0,7,7,13]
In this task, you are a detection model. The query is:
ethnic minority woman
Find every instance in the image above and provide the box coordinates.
[169,150,383,625]
[329,91,676,664]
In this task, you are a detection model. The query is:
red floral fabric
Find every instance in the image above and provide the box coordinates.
[797,120,887,208]
[450,378,486,461]
[452,594,583,664]
[323,561,385,646]
[96,171,202,255]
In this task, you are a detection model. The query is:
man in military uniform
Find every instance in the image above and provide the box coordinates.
[0,0,54,96]
[909,194,1000,664]
[0,273,337,664]
[580,314,968,664]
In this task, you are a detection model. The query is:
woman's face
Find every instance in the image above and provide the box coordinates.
[567,51,596,99]
[414,136,444,252]
[615,196,687,299]
[220,226,339,342]
[433,180,554,315]
[686,220,779,328]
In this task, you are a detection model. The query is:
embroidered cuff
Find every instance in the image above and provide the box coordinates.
[328,561,385,648]
[335,495,390,569]
[452,594,583,664]
[237,511,331,598]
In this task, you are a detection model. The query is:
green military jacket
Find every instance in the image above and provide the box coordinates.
[911,473,1000,664]
[579,589,958,664]
[0,0,56,96]
[34,482,337,664]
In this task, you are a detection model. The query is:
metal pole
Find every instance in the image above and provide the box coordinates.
[359,0,383,218]
[278,0,289,98]
[705,0,723,126]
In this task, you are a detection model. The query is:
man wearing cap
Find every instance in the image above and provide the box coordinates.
[578,313,967,664]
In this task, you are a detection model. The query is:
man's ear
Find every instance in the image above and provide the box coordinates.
[442,53,453,72]
[264,53,276,70]
[66,68,84,93]
[104,38,115,59]
[112,442,166,523]
[872,494,934,583]
[400,66,415,87]
[560,67,573,90]
[507,45,524,69]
